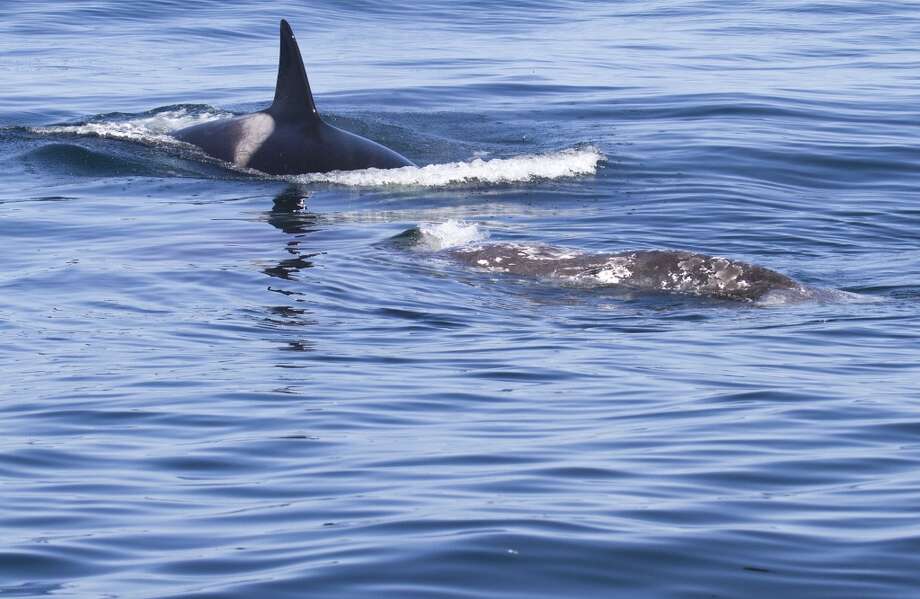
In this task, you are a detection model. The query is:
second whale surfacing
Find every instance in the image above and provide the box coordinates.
[395,224,814,303]
[448,244,803,302]
[172,20,413,175]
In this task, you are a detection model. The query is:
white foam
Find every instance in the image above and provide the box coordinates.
[290,146,604,187]
[417,220,487,251]
[31,108,231,144]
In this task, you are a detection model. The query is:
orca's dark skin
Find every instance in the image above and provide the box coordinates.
[173,19,414,175]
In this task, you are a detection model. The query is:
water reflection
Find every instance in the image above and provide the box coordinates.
[263,185,321,281]
[264,305,311,326]
[261,185,322,354]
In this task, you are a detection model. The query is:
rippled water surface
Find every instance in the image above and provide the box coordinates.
[2,1,920,597]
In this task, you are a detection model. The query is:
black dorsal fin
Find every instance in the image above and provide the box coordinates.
[269,19,320,121]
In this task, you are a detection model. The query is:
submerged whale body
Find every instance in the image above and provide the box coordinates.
[172,20,414,175]
[393,223,811,302]
[389,222,810,302]
[447,244,804,301]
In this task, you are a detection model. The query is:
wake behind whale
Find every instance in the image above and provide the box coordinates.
[28,108,602,186]
[26,18,604,183]
[396,221,856,304]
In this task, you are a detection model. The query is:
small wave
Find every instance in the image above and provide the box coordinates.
[417,220,487,251]
[30,107,230,144]
[17,143,160,177]
[289,147,604,187]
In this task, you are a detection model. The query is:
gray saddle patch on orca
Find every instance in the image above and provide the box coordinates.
[232,113,276,167]
[172,19,414,175]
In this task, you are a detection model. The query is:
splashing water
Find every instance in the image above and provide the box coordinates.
[289,147,604,187]
[416,219,488,250]
[30,108,231,144]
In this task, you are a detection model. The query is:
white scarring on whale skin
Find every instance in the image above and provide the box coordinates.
[407,220,833,303]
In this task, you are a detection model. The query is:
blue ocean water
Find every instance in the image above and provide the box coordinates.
[2,1,920,596]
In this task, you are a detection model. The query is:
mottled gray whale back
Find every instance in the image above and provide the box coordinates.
[447,243,804,302]
[172,20,413,175]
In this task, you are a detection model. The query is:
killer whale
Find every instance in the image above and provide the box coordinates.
[173,19,414,175]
